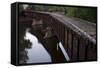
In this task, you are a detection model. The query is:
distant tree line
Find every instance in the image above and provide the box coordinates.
[66,7,97,23]
[19,4,97,23]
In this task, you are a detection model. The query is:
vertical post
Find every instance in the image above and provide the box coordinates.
[77,36,80,60]
[86,41,97,60]
[85,39,89,60]
[71,34,78,61]
[78,37,86,61]
[67,29,72,59]
[69,31,73,60]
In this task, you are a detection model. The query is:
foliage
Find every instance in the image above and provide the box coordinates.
[66,7,97,23]
[19,4,97,23]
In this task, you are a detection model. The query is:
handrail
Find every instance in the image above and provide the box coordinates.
[23,10,96,45]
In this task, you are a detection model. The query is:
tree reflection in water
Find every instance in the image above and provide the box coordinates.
[30,24,66,63]
[19,22,32,64]
[19,17,66,64]
[18,23,52,64]
[24,30,52,63]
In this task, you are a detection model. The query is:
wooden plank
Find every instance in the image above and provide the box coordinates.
[78,38,86,61]
[77,37,80,60]
[87,42,97,60]
[71,35,78,61]
[64,30,68,52]
[67,30,72,59]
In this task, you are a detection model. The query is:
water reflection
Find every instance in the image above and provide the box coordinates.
[19,16,67,64]
[24,30,52,63]
[29,25,66,63]
[18,26,32,64]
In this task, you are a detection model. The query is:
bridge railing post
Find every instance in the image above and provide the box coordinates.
[64,26,96,61]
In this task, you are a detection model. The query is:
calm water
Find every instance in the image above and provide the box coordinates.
[24,30,52,63]
[19,18,69,64]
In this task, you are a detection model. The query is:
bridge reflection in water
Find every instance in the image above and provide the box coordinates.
[19,19,68,64]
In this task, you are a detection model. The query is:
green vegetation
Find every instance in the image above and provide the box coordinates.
[66,7,97,23]
[27,5,65,12]
[19,4,97,23]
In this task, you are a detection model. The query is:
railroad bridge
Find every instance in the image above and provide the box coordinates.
[19,10,97,62]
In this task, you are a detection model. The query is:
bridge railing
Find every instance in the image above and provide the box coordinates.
[46,14,96,61]
[23,10,97,61]
[64,26,96,61]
